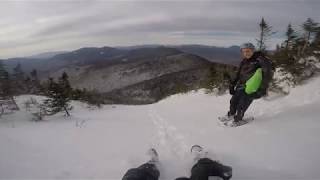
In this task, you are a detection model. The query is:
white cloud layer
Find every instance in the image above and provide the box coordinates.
[0,0,319,58]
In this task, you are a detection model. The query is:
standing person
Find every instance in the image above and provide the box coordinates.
[219,42,273,127]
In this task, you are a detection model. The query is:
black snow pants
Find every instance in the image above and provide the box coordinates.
[229,87,253,122]
[176,158,233,180]
[122,162,160,180]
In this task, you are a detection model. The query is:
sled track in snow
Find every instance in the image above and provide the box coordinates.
[148,107,188,159]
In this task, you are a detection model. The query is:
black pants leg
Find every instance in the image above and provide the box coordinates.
[234,92,253,122]
[229,89,253,122]
[190,158,232,180]
[229,89,242,116]
[122,162,160,180]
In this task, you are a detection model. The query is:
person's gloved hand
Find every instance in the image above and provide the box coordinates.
[260,89,267,96]
[229,84,235,95]
[222,165,233,180]
[250,89,267,99]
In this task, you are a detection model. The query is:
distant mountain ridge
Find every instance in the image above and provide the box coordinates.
[0,45,238,104]
[1,45,240,76]
[173,44,241,65]
[116,44,241,65]
[27,51,68,59]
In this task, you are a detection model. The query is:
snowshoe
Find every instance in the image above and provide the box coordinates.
[223,116,254,127]
[218,114,234,122]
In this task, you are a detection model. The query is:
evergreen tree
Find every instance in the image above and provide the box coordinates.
[301,18,319,55]
[13,63,24,79]
[0,63,11,98]
[25,76,32,93]
[0,62,10,98]
[257,17,274,52]
[0,62,19,111]
[285,23,297,50]
[29,69,42,94]
[43,72,73,117]
[59,72,72,95]
[276,44,281,52]
[30,69,38,80]
[302,18,318,42]
[311,27,320,50]
[12,63,27,94]
[270,18,320,86]
[204,65,230,95]
[0,61,6,95]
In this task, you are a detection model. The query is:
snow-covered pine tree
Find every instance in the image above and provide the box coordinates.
[271,18,320,90]
[43,72,73,117]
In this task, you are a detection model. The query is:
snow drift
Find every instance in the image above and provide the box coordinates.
[1,76,320,180]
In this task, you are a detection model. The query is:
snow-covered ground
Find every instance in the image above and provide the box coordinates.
[1,76,320,180]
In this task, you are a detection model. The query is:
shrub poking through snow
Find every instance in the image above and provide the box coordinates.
[23,97,46,121]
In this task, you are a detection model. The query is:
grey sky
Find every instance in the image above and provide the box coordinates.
[0,0,319,58]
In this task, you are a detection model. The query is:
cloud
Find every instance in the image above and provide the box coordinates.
[0,0,319,58]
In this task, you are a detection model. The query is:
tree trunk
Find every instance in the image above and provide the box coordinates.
[10,96,19,110]
[64,106,70,117]
[259,30,264,50]
[302,32,311,56]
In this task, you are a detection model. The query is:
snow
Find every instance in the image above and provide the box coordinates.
[305,56,320,69]
[314,51,320,54]
[271,67,295,94]
[1,77,320,179]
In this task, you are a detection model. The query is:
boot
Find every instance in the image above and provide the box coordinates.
[218,112,234,122]
[147,148,159,164]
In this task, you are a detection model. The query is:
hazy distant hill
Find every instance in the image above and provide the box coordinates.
[1,44,240,74]
[27,51,68,59]
[42,47,215,94]
[173,45,241,65]
[1,46,127,75]
[1,45,237,104]
[117,44,241,65]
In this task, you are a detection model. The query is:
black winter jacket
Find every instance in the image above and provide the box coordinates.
[232,51,273,96]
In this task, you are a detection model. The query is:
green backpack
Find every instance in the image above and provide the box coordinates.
[245,68,262,95]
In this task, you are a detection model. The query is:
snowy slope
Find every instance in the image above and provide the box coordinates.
[1,76,320,180]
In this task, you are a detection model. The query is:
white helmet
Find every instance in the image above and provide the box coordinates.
[240,42,255,50]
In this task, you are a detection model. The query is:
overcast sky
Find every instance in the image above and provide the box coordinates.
[0,0,319,58]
